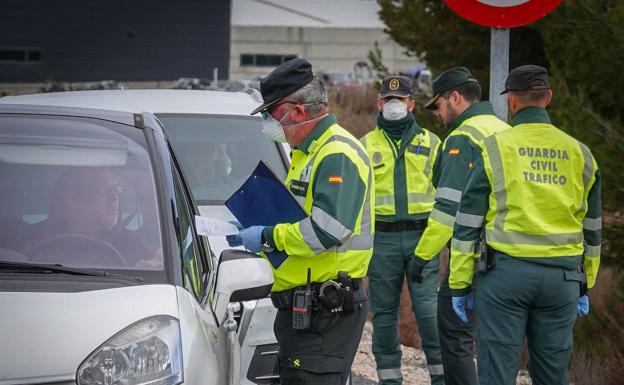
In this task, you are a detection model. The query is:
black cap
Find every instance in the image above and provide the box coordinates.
[250,58,314,115]
[500,65,550,95]
[425,66,479,110]
[379,75,414,98]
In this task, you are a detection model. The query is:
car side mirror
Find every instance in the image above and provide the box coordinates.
[212,249,273,325]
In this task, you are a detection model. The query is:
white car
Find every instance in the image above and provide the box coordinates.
[0,95,281,385]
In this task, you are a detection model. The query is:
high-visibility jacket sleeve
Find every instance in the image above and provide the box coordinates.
[449,153,491,295]
[415,135,477,260]
[583,166,602,289]
[268,153,366,257]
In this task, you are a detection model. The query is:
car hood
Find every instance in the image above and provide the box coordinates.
[0,284,178,384]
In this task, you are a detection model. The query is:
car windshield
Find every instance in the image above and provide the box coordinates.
[157,114,287,204]
[0,114,163,271]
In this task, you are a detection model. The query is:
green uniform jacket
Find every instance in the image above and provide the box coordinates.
[449,107,602,295]
[263,114,375,292]
[415,102,510,260]
[361,117,441,221]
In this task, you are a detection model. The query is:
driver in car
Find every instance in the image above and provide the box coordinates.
[19,168,161,268]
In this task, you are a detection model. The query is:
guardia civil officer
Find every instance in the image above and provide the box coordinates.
[408,67,510,385]
[230,58,374,385]
[360,75,444,385]
[449,65,601,385]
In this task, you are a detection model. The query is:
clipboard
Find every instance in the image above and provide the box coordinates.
[225,161,307,268]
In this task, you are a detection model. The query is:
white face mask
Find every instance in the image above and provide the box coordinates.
[382,99,408,121]
[261,110,290,143]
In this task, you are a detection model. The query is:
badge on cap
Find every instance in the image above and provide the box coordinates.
[373,152,382,163]
[389,79,400,91]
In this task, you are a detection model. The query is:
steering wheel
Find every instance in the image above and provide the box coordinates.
[29,233,127,266]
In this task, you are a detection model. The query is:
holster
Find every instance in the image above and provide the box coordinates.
[317,271,358,314]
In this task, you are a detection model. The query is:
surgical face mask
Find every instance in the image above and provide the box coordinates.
[382,99,408,121]
[261,110,290,143]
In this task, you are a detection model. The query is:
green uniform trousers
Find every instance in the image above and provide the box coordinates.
[368,229,444,385]
[438,268,477,385]
[476,253,582,385]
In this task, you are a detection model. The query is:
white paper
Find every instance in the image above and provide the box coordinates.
[194,215,239,236]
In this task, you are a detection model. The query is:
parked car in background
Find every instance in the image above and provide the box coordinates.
[0,103,274,385]
[1,90,287,384]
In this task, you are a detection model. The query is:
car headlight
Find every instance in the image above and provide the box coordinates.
[77,315,183,385]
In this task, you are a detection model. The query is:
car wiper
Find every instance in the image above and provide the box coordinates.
[0,261,144,283]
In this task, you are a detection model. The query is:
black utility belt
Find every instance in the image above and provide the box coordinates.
[376,219,427,232]
[270,278,365,310]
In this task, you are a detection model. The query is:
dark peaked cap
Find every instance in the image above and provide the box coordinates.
[250,58,314,115]
[500,64,550,95]
[425,66,479,110]
[379,75,414,98]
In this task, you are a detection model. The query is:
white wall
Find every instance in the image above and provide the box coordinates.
[230,26,419,80]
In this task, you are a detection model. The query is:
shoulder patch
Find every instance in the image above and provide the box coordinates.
[328,175,343,184]
[449,148,460,155]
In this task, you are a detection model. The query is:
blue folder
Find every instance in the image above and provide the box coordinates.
[225,160,307,268]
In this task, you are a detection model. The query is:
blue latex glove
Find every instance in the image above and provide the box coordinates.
[236,225,265,253]
[577,295,589,317]
[226,234,243,247]
[452,293,474,324]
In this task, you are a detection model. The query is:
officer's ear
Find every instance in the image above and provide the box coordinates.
[449,90,462,106]
[544,89,553,107]
[291,103,308,122]
[376,98,383,112]
[407,97,416,112]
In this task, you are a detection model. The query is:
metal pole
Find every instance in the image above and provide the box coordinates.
[489,28,510,122]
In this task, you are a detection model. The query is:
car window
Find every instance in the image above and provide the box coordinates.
[0,114,163,271]
[172,166,209,301]
[157,114,287,204]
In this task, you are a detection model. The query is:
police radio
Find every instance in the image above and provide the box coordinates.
[292,268,312,330]
[476,230,495,274]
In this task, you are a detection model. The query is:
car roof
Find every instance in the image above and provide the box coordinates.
[0,89,261,116]
[0,103,138,127]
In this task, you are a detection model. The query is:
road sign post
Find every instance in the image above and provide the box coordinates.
[443,0,562,121]
[490,28,509,120]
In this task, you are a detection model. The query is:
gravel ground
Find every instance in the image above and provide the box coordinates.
[351,321,533,385]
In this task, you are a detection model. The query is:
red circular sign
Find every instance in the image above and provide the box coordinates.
[443,0,562,28]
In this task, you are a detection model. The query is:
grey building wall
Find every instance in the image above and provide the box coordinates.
[230,26,418,80]
[0,0,230,82]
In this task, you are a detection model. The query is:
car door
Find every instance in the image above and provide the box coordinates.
[146,112,233,385]
[156,112,284,384]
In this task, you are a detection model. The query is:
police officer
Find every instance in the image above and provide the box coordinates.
[231,58,374,385]
[449,65,601,385]
[360,75,444,385]
[408,67,510,385]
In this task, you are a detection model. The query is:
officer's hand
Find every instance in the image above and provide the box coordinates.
[452,293,474,324]
[226,234,243,247]
[576,295,589,317]
[408,256,428,283]
[238,225,265,253]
